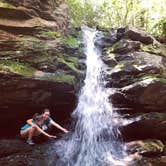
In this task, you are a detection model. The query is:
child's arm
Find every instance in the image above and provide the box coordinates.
[35,125,56,138]
[26,119,36,126]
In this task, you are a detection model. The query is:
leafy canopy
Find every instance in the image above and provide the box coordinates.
[66,0,166,37]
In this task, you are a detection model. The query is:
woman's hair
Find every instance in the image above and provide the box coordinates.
[42,108,50,114]
[33,113,43,122]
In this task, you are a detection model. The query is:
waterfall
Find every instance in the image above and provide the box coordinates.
[50,27,134,166]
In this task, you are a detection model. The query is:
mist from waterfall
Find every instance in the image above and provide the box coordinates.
[51,27,133,166]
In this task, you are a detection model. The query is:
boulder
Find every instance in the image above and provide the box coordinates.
[121,112,166,141]
[103,27,166,112]
[126,139,164,157]
[121,78,166,111]
[124,26,154,44]
[105,51,164,89]
[105,39,141,54]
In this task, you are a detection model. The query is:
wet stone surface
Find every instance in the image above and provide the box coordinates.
[0,139,55,166]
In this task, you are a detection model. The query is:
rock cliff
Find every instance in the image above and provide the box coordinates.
[0,0,84,136]
[101,26,166,165]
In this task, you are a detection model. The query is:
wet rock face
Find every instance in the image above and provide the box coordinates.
[0,0,70,32]
[103,27,166,113]
[0,1,85,137]
[126,139,165,157]
[102,27,166,164]
[121,112,166,141]
[124,27,154,44]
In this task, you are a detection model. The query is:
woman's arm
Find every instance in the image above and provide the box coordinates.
[27,119,56,138]
[35,125,56,138]
[50,120,69,133]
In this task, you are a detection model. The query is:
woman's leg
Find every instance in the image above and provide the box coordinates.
[20,127,31,138]
[20,126,40,140]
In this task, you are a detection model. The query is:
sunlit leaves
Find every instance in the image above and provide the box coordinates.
[66,0,166,37]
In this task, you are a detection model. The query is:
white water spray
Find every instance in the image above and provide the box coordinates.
[52,27,134,166]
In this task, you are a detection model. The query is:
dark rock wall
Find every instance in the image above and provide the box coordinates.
[0,0,85,137]
[0,0,70,31]
[101,26,166,165]
[102,26,166,140]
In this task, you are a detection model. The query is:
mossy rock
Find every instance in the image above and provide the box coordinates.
[42,71,76,85]
[102,53,117,67]
[0,59,76,85]
[109,40,128,52]
[20,37,48,55]
[57,57,82,74]
[139,76,166,83]
[127,139,164,156]
[105,39,140,54]
[0,60,36,77]
[25,55,57,64]
[141,43,166,57]
[0,1,15,8]
[142,112,166,121]
[111,61,137,74]
[156,77,166,84]
[62,35,80,48]
[0,51,23,58]
[37,30,60,40]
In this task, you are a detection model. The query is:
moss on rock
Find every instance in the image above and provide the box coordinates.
[62,35,80,48]
[127,139,164,156]
[42,72,75,85]
[110,40,128,52]
[142,112,166,121]
[0,59,76,85]
[0,60,35,76]
[57,57,81,74]
[20,37,47,54]
[105,39,140,54]
[0,51,23,58]
[0,1,15,8]
[140,43,166,57]
[37,30,59,40]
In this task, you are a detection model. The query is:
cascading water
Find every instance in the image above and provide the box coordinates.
[51,27,134,166]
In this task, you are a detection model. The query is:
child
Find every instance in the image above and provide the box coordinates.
[20,113,56,145]
[26,109,69,133]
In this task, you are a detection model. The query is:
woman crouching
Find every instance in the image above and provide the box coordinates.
[20,113,56,145]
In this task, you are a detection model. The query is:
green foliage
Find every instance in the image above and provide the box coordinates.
[67,0,166,37]
[153,17,166,37]
[57,57,81,73]
[62,35,80,48]
[0,60,35,76]
[43,72,75,85]
[0,1,15,8]
[66,0,105,27]
[38,31,59,40]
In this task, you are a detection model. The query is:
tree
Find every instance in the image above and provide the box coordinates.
[66,0,166,37]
